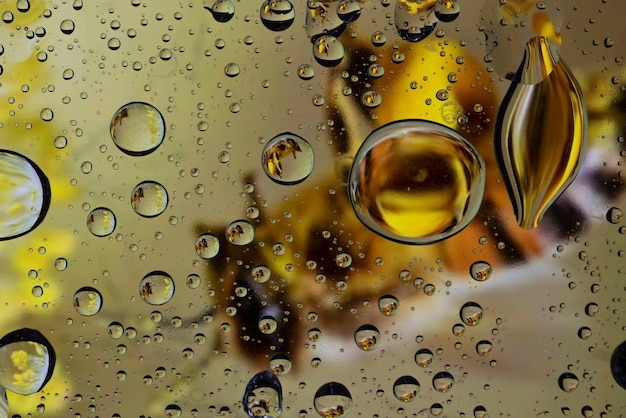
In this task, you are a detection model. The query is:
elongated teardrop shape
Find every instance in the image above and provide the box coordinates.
[495,36,587,229]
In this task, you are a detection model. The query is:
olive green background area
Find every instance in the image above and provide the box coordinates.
[0,0,625,417]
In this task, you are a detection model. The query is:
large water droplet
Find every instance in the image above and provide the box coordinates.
[0,151,51,240]
[110,102,166,156]
[495,36,586,228]
[432,371,454,393]
[394,0,438,42]
[354,324,380,351]
[348,120,485,245]
[73,286,103,316]
[225,220,254,245]
[460,302,483,326]
[205,0,235,22]
[313,382,352,418]
[131,181,168,218]
[195,233,220,259]
[414,348,434,367]
[392,375,420,402]
[139,271,175,306]
[610,340,626,390]
[269,353,292,375]
[260,0,295,32]
[242,370,283,418]
[434,0,460,22]
[312,35,345,67]
[0,329,56,395]
[262,133,314,185]
[87,207,116,237]
[558,372,579,392]
[337,0,362,22]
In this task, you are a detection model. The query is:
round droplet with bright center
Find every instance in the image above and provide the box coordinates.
[354,324,380,351]
[460,302,483,326]
[262,133,314,185]
[392,375,420,402]
[131,181,168,217]
[434,0,460,22]
[313,35,345,67]
[0,151,51,240]
[107,322,124,339]
[314,382,352,418]
[414,348,434,367]
[378,295,399,316]
[87,207,116,237]
[607,207,623,224]
[297,64,315,80]
[337,0,361,22]
[476,340,492,356]
[558,372,579,392]
[258,316,278,335]
[470,261,492,281]
[243,370,283,418]
[269,353,291,375]
[225,220,254,245]
[348,119,485,245]
[205,0,235,22]
[139,271,175,306]
[0,328,56,395]
[110,102,165,156]
[195,233,220,259]
[252,265,271,283]
[432,371,454,393]
[72,287,103,316]
[260,0,295,31]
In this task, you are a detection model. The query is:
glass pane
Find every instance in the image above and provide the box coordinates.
[0,0,624,416]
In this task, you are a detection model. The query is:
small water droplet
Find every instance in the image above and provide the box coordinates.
[313,35,345,67]
[585,302,599,317]
[243,370,283,418]
[360,90,382,108]
[392,375,420,402]
[378,295,399,316]
[259,316,278,334]
[0,151,51,240]
[224,62,241,77]
[16,0,30,12]
[371,31,387,47]
[348,120,485,245]
[252,265,271,284]
[432,371,454,393]
[110,102,166,156]
[435,0,460,22]
[73,287,103,316]
[87,207,116,237]
[107,322,124,339]
[313,382,352,418]
[476,340,492,356]
[460,302,483,326]
[195,233,220,259]
[205,0,235,22]
[558,372,579,392]
[354,324,380,351]
[131,181,168,218]
[452,323,465,336]
[40,108,53,122]
[226,220,254,246]
[262,133,314,185]
[139,271,175,306]
[297,64,315,80]
[60,19,75,34]
[473,406,488,418]
[335,252,352,268]
[606,207,623,224]
[414,348,434,367]
[578,327,592,340]
[337,0,361,23]
[269,353,292,375]
[470,261,492,281]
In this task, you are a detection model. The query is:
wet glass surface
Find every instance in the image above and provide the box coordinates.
[0,0,624,416]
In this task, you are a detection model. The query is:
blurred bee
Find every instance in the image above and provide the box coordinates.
[196,14,625,366]
[263,137,303,179]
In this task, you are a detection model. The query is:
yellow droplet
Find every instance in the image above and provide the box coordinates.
[495,36,587,229]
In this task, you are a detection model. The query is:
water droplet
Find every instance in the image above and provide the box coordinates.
[260,0,295,32]
[54,257,68,271]
[0,151,51,240]
[224,62,241,77]
[606,207,623,224]
[87,207,116,237]
[473,406,488,418]
[414,348,434,367]
[226,220,254,246]
[585,302,599,317]
[378,295,399,316]
[476,340,492,356]
[452,323,465,336]
[495,37,587,228]
[348,120,485,245]
[610,340,626,389]
[186,274,201,289]
[258,316,278,334]
[40,108,53,122]
[73,287,103,316]
[432,371,454,393]
[313,382,352,418]
[335,252,352,268]
[392,375,420,402]
[430,404,444,416]
[205,0,235,22]
[470,261,492,281]
[371,31,387,47]
[16,0,30,12]
[368,63,385,79]
[460,302,483,326]
[297,64,315,80]
[0,328,56,395]
[308,328,321,342]
[110,102,166,156]
[107,322,124,339]
[60,19,75,34]
[337,0,361,22]
[313,35,345,67]
[139,271,175,306]
[252,265,271,284]
[434,0,460,22]
[262,133,314,185]
[130,181,168,218]
[195,233,220,259]
[578,327,592,340]
[354,324,380,351]
[360,90,382,108]
[243,370,283,418]
[269,353,292,375]
[558,372,579,392]
[395,0,438,42]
